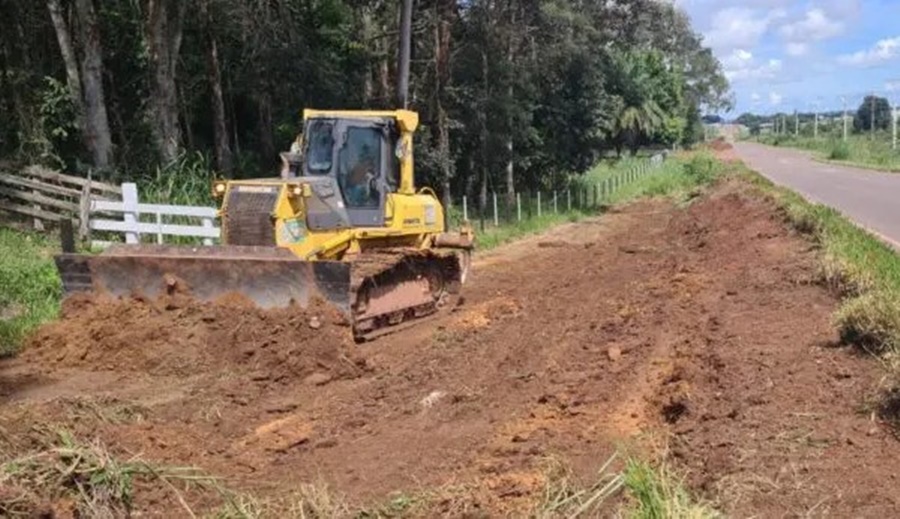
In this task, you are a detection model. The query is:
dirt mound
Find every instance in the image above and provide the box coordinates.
[708,137,733,151]
[23,292,365,385]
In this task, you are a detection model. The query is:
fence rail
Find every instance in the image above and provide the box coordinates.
[89,183,219,247]
[0,165,120,237]
[3,156,664,246]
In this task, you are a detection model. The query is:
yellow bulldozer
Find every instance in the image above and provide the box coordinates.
[54,1,473,339]
[54,108,474,340]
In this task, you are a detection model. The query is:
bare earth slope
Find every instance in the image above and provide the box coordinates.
[1,179,897,516]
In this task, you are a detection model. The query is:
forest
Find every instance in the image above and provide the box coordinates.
[0,0,731,204]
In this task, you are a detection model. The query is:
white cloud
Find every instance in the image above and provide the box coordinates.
[780,8,844,42]
[769,92,783,106]
[838,36,900,67]
[785,42,809,57]
[886,80,900,93]
[721,49,753,69]
[724,53,783,83]
[703,7,787,52]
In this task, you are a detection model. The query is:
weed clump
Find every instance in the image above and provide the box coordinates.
[0,429,211,517]
[834,291,900,353]
[828,140,851,161]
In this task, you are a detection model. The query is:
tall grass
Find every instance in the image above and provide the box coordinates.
[0,227,60,356]
[623,458,719,519]
[140,150,217,206]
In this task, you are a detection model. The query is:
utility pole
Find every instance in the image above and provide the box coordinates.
[842,96,848,141]
[814,103,819,140]
[396,0,413,108]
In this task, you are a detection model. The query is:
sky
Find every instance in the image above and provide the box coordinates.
[673,0,900,115]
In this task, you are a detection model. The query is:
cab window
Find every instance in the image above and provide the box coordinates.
[305,120,334,175]
[338,127,382,208]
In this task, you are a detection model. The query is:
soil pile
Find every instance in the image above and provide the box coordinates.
[708,137,733,151]
[23,292,364,384]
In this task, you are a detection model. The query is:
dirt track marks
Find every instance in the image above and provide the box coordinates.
[3,180,899,516]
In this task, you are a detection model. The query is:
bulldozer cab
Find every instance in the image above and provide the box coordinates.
[300,114,402,228]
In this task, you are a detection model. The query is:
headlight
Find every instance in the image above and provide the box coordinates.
[212,181,227,198]
[287,183,310,198]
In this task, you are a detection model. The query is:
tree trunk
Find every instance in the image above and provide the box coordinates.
[434,0,453,223]
[256,91,275,162]
[146,0,187,164]
[46,0,84,125]
[504,0,516,205]
[178,81,193,150]
[201,0,232,174]
[361,7,374,103]
[73,0,113,169]
[479,47,489,212]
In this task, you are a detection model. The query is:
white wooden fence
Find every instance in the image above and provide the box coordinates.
[90,183,220,247]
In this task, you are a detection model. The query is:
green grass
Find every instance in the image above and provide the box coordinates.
[757,133,900,172]
[622,458,718,519]
[0,227,61,356]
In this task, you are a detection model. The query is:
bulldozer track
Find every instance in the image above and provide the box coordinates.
[349,248,465,341]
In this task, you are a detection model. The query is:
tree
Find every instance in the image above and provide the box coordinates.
[854,95,892,134]
[46,0,114,169]
[145,0,187,164]
[1,0,730,196]
[200,0,232,175]
[607,50,677,155]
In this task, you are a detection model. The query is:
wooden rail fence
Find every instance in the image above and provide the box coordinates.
[0,168,220,246]
[0,165,120,238]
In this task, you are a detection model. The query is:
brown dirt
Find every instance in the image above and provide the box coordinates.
[2,179,899,516]
[21,292,363,383]
[708,137,740,162]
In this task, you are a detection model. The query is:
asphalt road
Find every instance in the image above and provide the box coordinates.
[734,142,900,249]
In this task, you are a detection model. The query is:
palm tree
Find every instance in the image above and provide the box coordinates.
[608,51,669,155]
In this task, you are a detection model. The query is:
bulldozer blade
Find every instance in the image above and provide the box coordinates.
[54,245,352,316]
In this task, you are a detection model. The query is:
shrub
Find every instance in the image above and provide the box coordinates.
[828,140,851,160]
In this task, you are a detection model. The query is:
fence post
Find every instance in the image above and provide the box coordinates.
[593,184,598,207]
[567,189,571,211]
[553,191,558,213]
[537,191,542,217]
[60,219,76,253]
[492,192,499,227]
[516,192,522,222]
[463,195,468,221]
[121,182,139,244]
[202,217,214,246]
[155,212,164,244]
[78,183,91,242]
[480,203,485,232]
